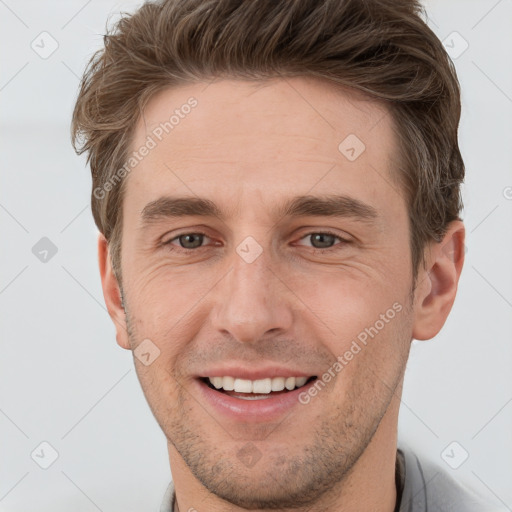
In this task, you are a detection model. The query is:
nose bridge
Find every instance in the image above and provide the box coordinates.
[212,237,292,343]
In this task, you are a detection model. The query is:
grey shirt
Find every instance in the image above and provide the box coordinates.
[396,444,506,511]
[160,444,506,511]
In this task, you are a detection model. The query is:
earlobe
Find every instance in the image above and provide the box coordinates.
[98,234,131,350]
[411,221,465,341]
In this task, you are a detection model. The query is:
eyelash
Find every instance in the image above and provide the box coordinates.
[162,231,350,253]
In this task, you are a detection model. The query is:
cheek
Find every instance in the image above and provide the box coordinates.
[323,308,411,417]
[292,263,406,331]
[125,265,218,363]
[129,259,214,314]
[297,267,412,381]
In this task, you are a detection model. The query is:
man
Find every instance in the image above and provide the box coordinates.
[71,0,505,510]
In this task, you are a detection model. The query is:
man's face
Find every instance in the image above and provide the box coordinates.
[118,78,416,508]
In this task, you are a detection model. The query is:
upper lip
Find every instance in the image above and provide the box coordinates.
[197,366,316,380]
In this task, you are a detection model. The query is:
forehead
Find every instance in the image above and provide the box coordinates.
[135,77,392,154]
[126,77,403,220]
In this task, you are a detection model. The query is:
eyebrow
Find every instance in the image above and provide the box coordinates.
[277,194,378,223]
[140,194,379,225]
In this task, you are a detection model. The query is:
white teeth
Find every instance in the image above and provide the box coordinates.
[222,376,235,391]
[295,377,308,387]
[252,378,272,394]
[285,377,296,390]
[236,394,273,400]
[271,377,285,391]
[207,376,311,393]
[233,378,252,393]
[211,377,223,389]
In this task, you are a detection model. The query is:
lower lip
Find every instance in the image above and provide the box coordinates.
[194,378,313,422]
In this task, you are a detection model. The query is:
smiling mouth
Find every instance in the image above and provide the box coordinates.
[201,376,317,400]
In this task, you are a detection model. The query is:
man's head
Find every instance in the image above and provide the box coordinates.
[72,1,465,509]
[72,0,464,287]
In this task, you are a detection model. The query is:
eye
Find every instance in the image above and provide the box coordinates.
[165,232,211,250]
[296,231,349,250]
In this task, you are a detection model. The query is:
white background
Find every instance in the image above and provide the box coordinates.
[1,0,511,510]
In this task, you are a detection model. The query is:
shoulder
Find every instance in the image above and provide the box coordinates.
[398,443,508,512]
[159,480,175,512]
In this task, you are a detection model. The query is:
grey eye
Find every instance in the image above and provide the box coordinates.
[177,233,204,249]
[309,233,337,249]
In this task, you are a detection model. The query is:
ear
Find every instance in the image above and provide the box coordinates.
[412,220,465,341]
[98,234,131,350]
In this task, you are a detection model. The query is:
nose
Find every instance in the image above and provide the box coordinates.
[211,246,294,345]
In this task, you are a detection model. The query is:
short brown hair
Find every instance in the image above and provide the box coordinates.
[71,0,464,285]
